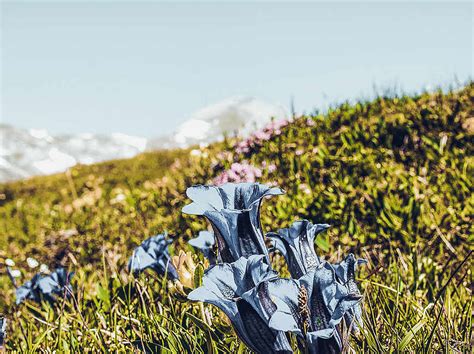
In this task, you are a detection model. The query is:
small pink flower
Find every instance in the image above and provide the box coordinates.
[234,118,289,153]
[213,162,263,185]
[267,164,277,173]
[306,118,316,127]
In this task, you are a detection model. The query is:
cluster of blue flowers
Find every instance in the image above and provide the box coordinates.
[182,182,366,354]
[14,267,74,306]
[9,182,365,353]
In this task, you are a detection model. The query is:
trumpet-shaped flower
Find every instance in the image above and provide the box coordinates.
[332,254,367,333]
[128,233,178,279]
[182,183,284,263]
[188,230,216,262]
[16,267,74,305]
[267,220,330,278]
[188,256,292,353]
[243,262,361,354]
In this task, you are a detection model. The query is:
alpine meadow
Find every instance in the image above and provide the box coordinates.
[0,83,473,353]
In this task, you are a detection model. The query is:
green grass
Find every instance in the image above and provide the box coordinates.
[0,83,472,352]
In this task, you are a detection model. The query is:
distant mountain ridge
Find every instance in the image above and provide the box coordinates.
[0,97,287,182]
[0,124,148,182]
[147,96,287,149]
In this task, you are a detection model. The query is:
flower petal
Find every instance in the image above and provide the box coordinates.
[128,245,158,274]
[243,277,302,334]
[188,230,215,250]
[189,231,216,262]
[128,234,178,279]
[15,283,34,305]
[332,254,367,332]
[236,299,292,353]
[0,317,5,347]
[306,331,341,354]
[268,220,329,278]
[16,269,73,305]
[182,185,225,215]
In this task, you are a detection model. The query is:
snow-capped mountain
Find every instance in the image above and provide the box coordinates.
[0,124,147,182]
[1,97,287,182]
[148,97,287,149]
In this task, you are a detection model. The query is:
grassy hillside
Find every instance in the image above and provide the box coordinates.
[0,83,472,352]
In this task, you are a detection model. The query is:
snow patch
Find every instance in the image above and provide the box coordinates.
[33,148,77,174]
[112,133,147,151]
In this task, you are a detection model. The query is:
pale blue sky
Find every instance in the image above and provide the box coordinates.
[1,1,472,137]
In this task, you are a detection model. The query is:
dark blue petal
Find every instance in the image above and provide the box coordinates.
[299,262,338,323]
[188,231,215,250]
[16,268,74,305]
[332,254,367,332]
[236,299,292,354]
[128,246,157,274]
[267,220,329,278]
[232,255,279,295]
[16,274,42,304]
[128,233,178,279]
[189,255,276,301]
[188,231,216,261]
[183,183,284,214]
[306,331,341,354]
[38,276,59,295]
[242,277,302,334]
[15,284,33,305]
[0,317,5,347]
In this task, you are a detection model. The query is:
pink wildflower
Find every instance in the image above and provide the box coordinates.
[267,164,277,173]
[235,118,289,154]
[213,162,263,185]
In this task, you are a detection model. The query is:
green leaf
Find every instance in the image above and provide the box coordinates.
[194,263,204,289]
[96,283,110,308]
[398,318,428,351]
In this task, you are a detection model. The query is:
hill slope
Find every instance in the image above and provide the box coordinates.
[0,83,472,352]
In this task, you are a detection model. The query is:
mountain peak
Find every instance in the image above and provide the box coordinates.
[1,97,287,182]
[150,96,287,149]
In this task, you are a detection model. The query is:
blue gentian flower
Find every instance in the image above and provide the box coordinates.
[188,255,292,353]
[332,253,367,333]
[16,267,74,305]
[267,220,330,278]
[182,182,366,353]
[188,230,216,262]
[242,262,361,354]
[182,183,284,263]
[128,233,178,279]
[0,317,5,348]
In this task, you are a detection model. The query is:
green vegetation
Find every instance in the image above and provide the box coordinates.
[0,83,472,352]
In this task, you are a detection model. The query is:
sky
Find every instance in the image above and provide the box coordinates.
[1,1,472,138]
